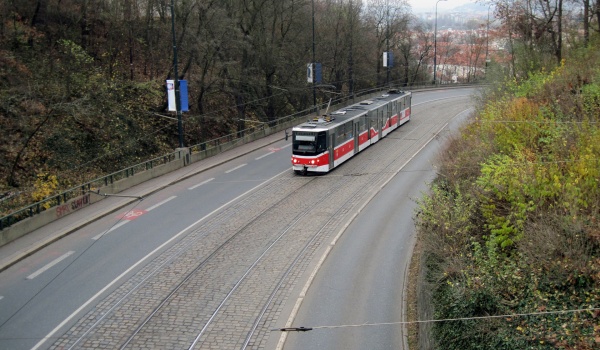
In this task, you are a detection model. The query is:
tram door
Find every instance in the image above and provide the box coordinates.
[379,107,385,134]
[329,133,335,168]
[353,121,359,154]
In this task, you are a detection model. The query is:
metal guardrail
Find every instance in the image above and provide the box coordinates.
[0,83,480,231]
[0,151,180,231]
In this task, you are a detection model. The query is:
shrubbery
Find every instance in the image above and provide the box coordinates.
[416,43,600,349]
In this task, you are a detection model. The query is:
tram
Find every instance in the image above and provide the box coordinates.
[291,89,412,175]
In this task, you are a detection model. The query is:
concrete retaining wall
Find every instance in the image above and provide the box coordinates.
[0,157,186,247]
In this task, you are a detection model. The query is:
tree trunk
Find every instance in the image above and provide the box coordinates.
[556,0,562,64]
[583,0,589,47]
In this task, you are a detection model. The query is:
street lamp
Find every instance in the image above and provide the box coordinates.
[312,0,317,115]
[386,0,390,86]
[485,5,491,79]
[433,0,447,85]
[170,0,184,148]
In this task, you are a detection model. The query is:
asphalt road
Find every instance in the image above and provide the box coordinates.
[281,94,475,350]
[0,88,478,350]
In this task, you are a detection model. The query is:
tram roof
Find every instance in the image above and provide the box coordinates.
[293,89,410,131]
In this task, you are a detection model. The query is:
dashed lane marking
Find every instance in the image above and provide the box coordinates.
[92,221,129,240]
[225,163,247,173]
[255,152,274,160]
[26,251,75,280]
[255,143,292,160]
[188,178,214,190]
[146,196,177,211]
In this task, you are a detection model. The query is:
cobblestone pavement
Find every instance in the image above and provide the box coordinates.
[50,97,472,350]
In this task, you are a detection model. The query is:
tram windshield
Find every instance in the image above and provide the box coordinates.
[292,131,327,155]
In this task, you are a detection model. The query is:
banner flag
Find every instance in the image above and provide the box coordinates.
[383,52,394,67]
[166,80,189,112]
[180,80,189,112]
[307,63,313,83]
[166,80,176,111]
[307,63,322,84]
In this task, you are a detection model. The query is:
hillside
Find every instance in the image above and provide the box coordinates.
[1,1,432,218]
[412,41,600,348]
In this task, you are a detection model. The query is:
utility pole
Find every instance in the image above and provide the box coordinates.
[386,0,390,86]
[485,5,490,79]
[170,0,184,148]
[348,0,354,100]
[312,0,318,115]
[434,0,447,85]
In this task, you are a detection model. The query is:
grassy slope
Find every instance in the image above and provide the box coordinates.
[411,43,600,349]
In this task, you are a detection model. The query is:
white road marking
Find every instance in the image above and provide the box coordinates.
[255,152,274,160]
[26,251,75,280]
[146,196,177,211]
[188,178,214,190]
[0,296,3,301]
[33,168,291,350]
[92,221,129,240]
[225,163,247,173]
[256,143,291,160]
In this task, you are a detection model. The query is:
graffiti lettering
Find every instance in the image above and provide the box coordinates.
[56,194,91,219]
[56,204,70,218]
[71,194,90,211]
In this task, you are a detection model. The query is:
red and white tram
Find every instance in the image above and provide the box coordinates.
[291,89,412,175]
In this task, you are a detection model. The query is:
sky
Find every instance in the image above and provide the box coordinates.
[407,0,478,13]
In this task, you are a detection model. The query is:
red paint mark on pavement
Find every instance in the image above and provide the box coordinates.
[116,209,147,221]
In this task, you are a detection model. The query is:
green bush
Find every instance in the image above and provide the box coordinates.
[416,42,600,350]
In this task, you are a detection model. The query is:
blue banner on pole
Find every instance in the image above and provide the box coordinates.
[383,52,394,68]
[180,80,189,112]
[315,63,322,84]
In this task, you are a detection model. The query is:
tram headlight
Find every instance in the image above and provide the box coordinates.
[311,160,315,164]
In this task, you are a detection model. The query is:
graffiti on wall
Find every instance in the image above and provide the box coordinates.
[56,193,91,218]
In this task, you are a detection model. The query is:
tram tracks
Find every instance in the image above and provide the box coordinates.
[52,103,457,349]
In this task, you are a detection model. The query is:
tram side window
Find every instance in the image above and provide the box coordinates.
[316,132,326,153]
[346,122,353,139]
[369,111,377,130]
[335,123,346,146]
[359,115,367,133]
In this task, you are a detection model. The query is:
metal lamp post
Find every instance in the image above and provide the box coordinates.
[485,5,491,80]
[312,0,318,115]
[433,0,447,85]
[170,0,184,148]
[386,0,390,86]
